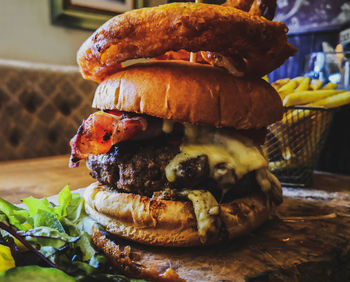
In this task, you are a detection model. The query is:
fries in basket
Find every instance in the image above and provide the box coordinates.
[265,76,350,186]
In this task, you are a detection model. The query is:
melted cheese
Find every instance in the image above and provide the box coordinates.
[256,168,282,194]
[165,124,277,243]
[162,119,175,134]
[165,127,267,184]
[180,190,220,244]
[256,168,272,193]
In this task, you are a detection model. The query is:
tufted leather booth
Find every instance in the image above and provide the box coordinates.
[0,59,97,161]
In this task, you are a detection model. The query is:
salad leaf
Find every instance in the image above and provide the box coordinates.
[66,193,86,223]
[0,214,8,225]
[74,233,96,261]
[17,226,79,249]
[22,197,55,219]
[0,222,56,268]
[0,186,145,281]
[0,265,75,282]
[0,244,15,272]
[40,246,62,259]
[55,185,72,218]
[0,199,32,230]
[0,265,145,282]
[34,209,65,233]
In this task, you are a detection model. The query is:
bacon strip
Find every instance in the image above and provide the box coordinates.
[69,111,147,167]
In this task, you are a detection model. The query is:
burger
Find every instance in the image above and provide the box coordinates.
[70,60,284,247]
[69,2,295,247]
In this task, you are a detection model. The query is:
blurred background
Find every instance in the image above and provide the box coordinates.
[0,0,349,177]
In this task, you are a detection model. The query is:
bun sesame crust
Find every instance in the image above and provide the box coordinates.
[92,61,283,129]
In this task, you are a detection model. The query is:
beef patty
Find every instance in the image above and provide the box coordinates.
[86,137,260,200]
[87,138,180,196]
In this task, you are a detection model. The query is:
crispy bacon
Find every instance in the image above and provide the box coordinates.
[69,111,147,167]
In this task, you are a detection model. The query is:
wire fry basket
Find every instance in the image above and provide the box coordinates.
[262,106,335,187]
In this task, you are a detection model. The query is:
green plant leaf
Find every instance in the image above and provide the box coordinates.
[22,197,55,218]
[0,187,141,280]
[54,185,72,218]
[0,199,32,230]
[66,193,85,223]
[75,233,96,261]
[34,209,65,233]
[0,265,76,282]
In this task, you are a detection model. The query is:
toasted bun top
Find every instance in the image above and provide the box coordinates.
[93,61,283,129]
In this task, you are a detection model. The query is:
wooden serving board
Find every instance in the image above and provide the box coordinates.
[50,186,350,281]
[2,156,350,280]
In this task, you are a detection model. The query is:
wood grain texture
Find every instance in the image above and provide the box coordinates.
[0,155,91,203]
[100,182,350,281]
[0,156,350,280]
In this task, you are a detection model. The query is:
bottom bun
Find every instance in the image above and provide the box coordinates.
[84,182,273,247]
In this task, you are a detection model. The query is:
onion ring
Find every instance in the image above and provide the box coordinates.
[157,0,279,75]
[224,0,277,20]
[223,0,255,12]
[77,3,296,82]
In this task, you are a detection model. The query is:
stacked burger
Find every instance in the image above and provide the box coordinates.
[70,2,296,247]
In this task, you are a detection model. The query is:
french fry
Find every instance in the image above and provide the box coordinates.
[278,80,298,100]
[322,82,338,90]
[268,159,290,171]
[283,90,343,107]
[295,77,310,91]
[310,79,323,90]
[271,78,290,90]
[290,76,305,84]
[267,76,344,177]
[268,124,294,161]
[307,91,350,108]
[281,109,311,125]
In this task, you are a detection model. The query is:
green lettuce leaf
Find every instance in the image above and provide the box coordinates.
[75,233,96,261]
[17,226,77,241]
[0,265,76,282]
[22,197,55,219]
[0,186,145,281]
[54,185,72,218]
[66,193,85,223]
[34,209,65,233]
[0,199,32,230]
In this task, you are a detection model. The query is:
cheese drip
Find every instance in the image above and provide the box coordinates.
[165,124,281,242]
[165,125,267,184]
[162,119,174,133]
[180,190,221,244]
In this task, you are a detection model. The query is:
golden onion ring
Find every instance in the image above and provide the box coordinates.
[77,3,296,82]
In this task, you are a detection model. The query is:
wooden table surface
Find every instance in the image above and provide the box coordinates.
[1,155,350,281]
[0,155,92,203]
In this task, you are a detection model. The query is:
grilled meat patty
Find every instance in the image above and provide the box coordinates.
[87,138,180,196]
[86,137,260,200]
